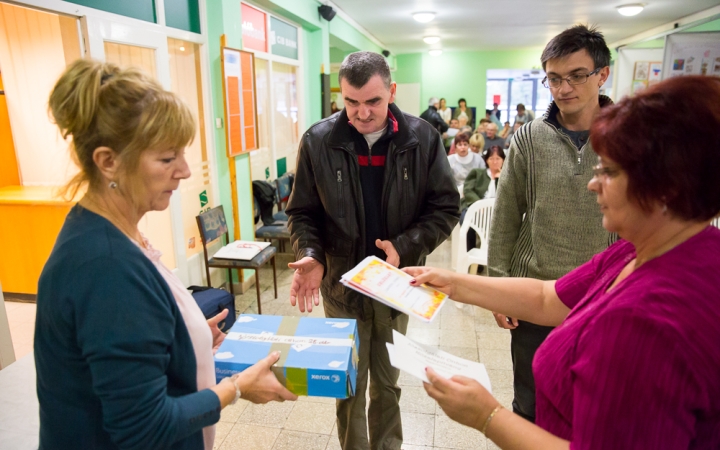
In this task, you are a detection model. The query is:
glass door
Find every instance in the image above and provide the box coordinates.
[85,17,185,273]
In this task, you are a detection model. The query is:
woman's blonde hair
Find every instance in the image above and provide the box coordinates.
[469,133,485,150]
[48,59,195,200]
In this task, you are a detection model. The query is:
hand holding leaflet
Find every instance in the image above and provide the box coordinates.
[340,256,447,322]
[386,330,492,393]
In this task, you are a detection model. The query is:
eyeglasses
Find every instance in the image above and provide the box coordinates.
[542,67,603,88]
[592,164,621,181]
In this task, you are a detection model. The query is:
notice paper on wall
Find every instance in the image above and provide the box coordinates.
[387,330,492,393]
[340,256,447,322]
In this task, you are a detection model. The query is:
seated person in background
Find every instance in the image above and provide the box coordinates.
[331,101,340,114]
[500,121,511,139]
[513,103,535,127]
[483,123,505,150]
[505,121,523,148]
[460,145,506,252]
[469,133,485,154]
[448,126,474,155]
[444,118,460,154]
[447,132,485,194]
[407,75,720,450]
[452,98,473,128]
[420,96,449,135]
[485,109,503,129]
[476,118,491,135]
[439,97,452,124]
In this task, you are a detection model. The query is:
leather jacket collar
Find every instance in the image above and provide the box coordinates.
[327,102,420,151]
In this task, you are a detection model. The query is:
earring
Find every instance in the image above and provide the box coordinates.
[109,181,118,189]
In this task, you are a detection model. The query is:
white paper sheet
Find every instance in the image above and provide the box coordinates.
[387,330,492,393]
[213,240,270,260]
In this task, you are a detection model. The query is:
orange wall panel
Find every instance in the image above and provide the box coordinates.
[0,73,20,188]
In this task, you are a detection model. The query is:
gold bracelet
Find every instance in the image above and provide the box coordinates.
[481,405,503,436]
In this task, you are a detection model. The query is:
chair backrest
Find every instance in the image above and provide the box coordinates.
[275,172,293,210]
[197,206,229,246]
[459,198,495,247]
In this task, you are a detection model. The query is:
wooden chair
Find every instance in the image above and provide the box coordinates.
[196,206,277,314]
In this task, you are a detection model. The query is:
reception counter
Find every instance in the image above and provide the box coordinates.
[0,186,74,295]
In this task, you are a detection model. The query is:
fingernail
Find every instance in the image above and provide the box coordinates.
[410,279,417,285]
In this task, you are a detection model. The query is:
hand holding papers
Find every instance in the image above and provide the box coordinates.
[341,256,447,322]
[213,241,270,260]
[387,330,492,393]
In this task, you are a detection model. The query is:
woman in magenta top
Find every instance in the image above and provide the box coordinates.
[404,75,720,449]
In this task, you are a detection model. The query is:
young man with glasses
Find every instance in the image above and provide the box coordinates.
[488,25,617,424]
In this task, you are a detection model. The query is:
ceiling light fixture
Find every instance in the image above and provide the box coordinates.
[429,49,443,56]
[616,3,645,16]
[413,12,435,23]
[423,36,440,44]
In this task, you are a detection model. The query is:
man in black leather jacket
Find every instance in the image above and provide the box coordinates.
[285,52,459,450]
[419,97,449,135]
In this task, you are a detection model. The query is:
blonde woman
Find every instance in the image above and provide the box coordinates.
[35,59,296,450]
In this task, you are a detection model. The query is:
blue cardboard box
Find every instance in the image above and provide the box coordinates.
[214,315,359,398]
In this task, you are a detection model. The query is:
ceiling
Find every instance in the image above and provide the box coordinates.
[328,0,720,54]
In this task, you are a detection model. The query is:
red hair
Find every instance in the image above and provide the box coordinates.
[590,76,720,221]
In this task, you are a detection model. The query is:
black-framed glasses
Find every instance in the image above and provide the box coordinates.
[592,163,621,181]
[542,67,602,88]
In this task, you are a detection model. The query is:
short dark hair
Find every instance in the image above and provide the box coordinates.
[338,51,392,89]
[478,118,491,124]
[458,98,467,105]
[591,75,720,221]
[455,132,470,145]
[541,24,610,71]
[482,145,506,164]
[516,103,526,111]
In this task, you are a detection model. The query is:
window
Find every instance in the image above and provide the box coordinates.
[486,69,546,124]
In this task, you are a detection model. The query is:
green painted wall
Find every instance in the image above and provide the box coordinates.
[206,0,254,251]
[329,16,382,55]
[393,50,542,114]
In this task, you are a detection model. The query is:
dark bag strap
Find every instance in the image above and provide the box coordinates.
[187,285,213,293]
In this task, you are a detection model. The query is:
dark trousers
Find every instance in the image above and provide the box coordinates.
[459,207,478,251]
[510,321,554,423]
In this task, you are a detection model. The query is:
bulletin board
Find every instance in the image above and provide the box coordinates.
[662,32,720,79]
[221,46,258,157]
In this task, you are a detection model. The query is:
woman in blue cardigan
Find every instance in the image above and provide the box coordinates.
[35,59,296,450]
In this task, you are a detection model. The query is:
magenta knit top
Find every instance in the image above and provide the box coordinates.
[534,226,720,449]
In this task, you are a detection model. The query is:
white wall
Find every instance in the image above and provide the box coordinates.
[394,83,421,117]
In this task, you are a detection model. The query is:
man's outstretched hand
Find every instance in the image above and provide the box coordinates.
[288,257,324,312]
[375,239,400,267]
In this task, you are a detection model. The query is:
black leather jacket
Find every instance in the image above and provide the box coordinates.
[420,105,449,134]
[286,102,460,317]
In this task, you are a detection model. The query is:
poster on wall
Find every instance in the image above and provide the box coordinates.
[662,31,720,79]
[648,62,662,85]
[241,3,267,52]
[269,17,298,60]
[221,47,259,157]
[633,61,649,80]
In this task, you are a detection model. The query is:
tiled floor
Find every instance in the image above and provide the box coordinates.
[2,239,514,449]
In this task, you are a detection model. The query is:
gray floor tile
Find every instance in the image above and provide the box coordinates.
[212,421,234,449]
[486,369,514,392]
[406,327,440,346]
[326,437,342,450]
[433,415,487,449]
[476,331,511,350]
[219,423,279,450]
[237,401,295,428]
[283,401,337,434]
[399,386,437,415]
[272,430,330,450]
[477,348,513,371]
[401,412,435,446]
[440,314,475,330]
[439,329,478,348]
[219,399,249,423]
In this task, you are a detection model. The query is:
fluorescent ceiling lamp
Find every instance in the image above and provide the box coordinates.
[617,4,644,16]
[423,36,440,44]
[413,12,435,23]
[429,49,442,56]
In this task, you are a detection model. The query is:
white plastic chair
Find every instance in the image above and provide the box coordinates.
[712,217,720,229]
[455,198,495,275]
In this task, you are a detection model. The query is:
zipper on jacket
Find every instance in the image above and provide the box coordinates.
[336,169,345,218]
[545,120,587,176]
[402,166,410,216]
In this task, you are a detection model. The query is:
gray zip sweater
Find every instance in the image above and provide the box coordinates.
[488,96,616,281]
